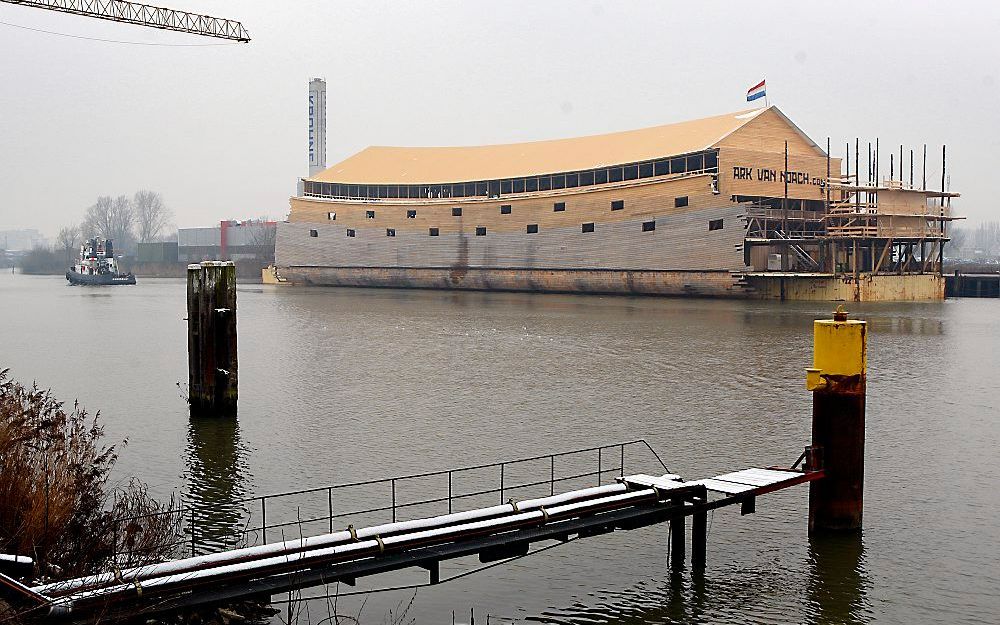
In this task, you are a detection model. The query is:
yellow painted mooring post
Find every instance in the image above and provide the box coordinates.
[806,305,866,533]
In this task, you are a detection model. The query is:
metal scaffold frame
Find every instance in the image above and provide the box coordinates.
[1,0,250,41]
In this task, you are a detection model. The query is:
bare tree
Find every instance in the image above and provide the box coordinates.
[83,195,135,252]
[244,217,276,263]
[134,190,172,243]
[82,195,115,238]
[56,224,81,264]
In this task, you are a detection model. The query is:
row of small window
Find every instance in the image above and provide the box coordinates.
[328,197,688,221]
[308,219,723,238]
[303,151,718,200]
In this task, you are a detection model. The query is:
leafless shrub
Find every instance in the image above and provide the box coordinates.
[0,369,179,580]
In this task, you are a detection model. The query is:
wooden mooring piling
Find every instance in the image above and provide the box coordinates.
[186,261,238,417]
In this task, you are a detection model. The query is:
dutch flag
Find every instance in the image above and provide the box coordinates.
[746,80,766,102]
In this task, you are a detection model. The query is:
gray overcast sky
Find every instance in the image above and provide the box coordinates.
[1,0,998,236]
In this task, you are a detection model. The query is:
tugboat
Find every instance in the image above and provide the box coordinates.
[66,237,136,285]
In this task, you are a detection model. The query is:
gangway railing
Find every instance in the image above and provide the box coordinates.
[109,440,669,561]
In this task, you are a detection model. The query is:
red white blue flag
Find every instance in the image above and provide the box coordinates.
[746,80,766,102]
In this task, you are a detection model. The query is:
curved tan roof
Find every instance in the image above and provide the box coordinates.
[310,107,769,185]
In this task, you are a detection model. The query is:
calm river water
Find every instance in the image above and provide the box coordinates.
[1,272,997,624]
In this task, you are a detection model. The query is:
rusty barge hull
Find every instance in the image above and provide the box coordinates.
[278,265,754,297]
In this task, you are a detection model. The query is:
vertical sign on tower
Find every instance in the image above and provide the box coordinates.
[308,78,327,177]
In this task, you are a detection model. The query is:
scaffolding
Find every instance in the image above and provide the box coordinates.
[743,139,961,278]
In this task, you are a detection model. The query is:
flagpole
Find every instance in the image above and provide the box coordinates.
[764,76,768,107]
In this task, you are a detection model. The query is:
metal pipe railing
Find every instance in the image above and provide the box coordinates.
[110,440,668,561]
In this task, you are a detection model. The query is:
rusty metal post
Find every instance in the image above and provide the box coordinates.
[806,306,866,533]
[187,261,238,417]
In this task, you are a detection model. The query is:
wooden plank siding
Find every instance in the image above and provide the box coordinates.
[277,203,748,272]
[289,173,721,233]
[715,108,824,156]
[719,147,841,202]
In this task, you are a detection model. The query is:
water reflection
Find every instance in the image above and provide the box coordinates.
[806,533,872,625]
[183,415,254,553]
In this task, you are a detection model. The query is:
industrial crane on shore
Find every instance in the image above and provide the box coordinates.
[0,0,250,41]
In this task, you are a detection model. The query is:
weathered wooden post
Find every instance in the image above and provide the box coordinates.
[805,306,866,532]
[187,261,237,417]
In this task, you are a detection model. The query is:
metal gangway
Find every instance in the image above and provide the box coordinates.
[3,440,822,622]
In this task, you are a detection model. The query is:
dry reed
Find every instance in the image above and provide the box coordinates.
[0,368,179,580]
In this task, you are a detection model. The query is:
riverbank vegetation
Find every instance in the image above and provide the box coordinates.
[0,369,179,580]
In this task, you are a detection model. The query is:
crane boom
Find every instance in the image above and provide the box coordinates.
[0,0,250,41]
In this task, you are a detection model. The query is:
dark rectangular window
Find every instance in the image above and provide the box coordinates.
[525,177,538,192]
[378,185,388,199]
[388,185,399,198]
[704,151,718,169]
[452,207,462,217]
[623,164,638,180]
[608,167,623,183]
[476,181,488,196]
[595,168,609,184]
[565,173,578,188]
[580,171,594,186]
[675,196,689,208]
[687,154,704,172]
[639,162,654,178]
[408,185,419,199]
[476,226,487,236]
[709,219,724,231]
[582,222,595,233]
[654,160,669,176]
[327,212,336,220]
[642,221,656,232]
[309,229,318,237]
[386,228,395,237]
[429,227,439,236]
[500,204,512,214]
[551,175,565,190]
[348,185,359,197]
[500,179,512,195]
[670,158,686,174]
[527,224,538,234]
[553,202,566,212]
[406,210,416,218]
[538,176,551,191]
[366,210,375,219]
[611,200,624,211]
[513,178,525,193]
[346,229,356,237]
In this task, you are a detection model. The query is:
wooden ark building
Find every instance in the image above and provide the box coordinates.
[275,106,958,300]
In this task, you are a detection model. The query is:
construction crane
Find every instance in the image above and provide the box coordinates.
[0,0,250,42]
